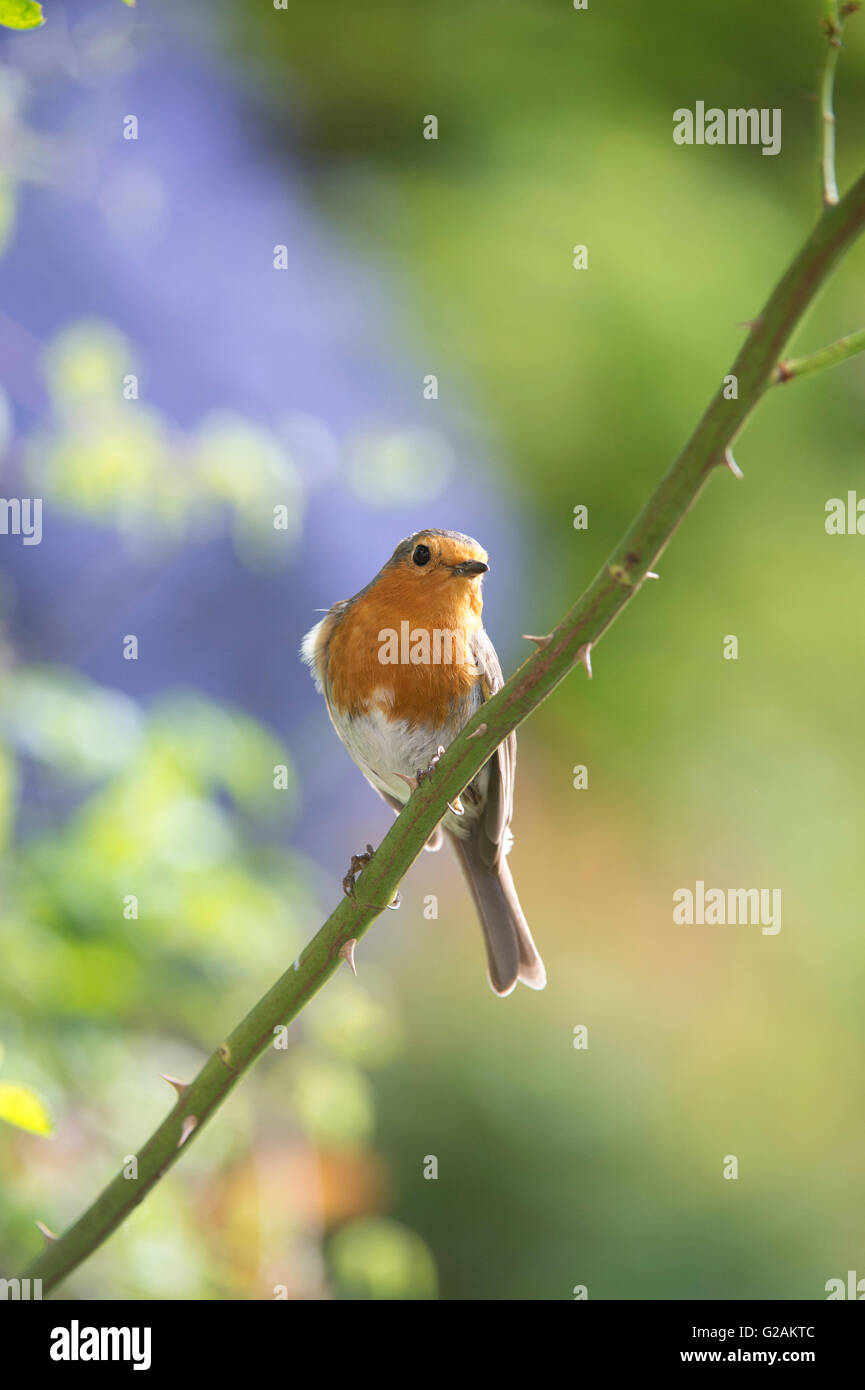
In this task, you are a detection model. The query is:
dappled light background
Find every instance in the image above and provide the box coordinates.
[1,0,864,1299]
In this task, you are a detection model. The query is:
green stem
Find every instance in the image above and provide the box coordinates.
[819,2,858,207]
[774,326,865,382]
[20,168,865,1309]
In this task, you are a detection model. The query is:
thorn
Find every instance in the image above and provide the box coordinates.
[339,938,358,975]
[645,571,659,580]
[576,643,593,679]
[177,1115,198,1148]
[447,796,465,816]
[36,1221,57,1244]
[468,722,487,739]
[394,772,419,791]
[385,891,401,910]
[522,633,552,649]
[724,448,744,480]
[736,317,762,331]
[293,957,300,971]
[160,1073,188,1098]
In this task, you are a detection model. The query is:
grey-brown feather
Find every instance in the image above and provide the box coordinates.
[449,630,545,994]
[470,627,515,868]
[449,833,546,995]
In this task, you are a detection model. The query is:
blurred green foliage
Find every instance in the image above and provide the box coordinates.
[0,661,431,1296]
[0,1043,53,1135]
[25,321,304,569]
[0,1,44,34]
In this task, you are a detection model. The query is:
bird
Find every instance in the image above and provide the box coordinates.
[301,528,546,996]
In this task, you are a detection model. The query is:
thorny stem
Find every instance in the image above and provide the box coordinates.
[20,71,865,1308]
[774,326,865,382]
[819,1,860,207]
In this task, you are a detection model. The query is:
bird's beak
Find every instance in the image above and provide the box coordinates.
[450,560,489,577]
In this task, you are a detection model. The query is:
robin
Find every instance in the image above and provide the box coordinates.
[301,528,546,996]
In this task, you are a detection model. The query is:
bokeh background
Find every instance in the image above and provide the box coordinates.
[1,0,864,1300]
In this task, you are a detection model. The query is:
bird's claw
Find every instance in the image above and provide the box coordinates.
[416,745,446,785]
[343,843,375,897]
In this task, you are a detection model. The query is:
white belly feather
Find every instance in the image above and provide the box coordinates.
[327,685,487,837]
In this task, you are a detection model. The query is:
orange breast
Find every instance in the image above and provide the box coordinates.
[326,569,484,727]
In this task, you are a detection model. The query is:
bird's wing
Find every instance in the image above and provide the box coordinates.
[472,627,516,870]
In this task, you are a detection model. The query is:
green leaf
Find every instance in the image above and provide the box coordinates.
[0,1,45,30]
[0,1082,54,1136]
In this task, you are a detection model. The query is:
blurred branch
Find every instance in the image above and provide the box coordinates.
[774,326,865,383]
[21,100,865,1313]
[818,1,859,207]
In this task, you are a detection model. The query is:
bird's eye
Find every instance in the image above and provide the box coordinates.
[412,544,431,567]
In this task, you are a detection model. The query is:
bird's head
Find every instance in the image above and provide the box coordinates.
[376,529,489,622]
[389,529,488,580]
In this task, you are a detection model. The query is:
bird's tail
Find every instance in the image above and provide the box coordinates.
[449,833,546,996]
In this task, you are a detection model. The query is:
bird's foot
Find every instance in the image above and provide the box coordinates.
[416,744,446,785]
[343,843,375,897]
[342,844,401,910]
